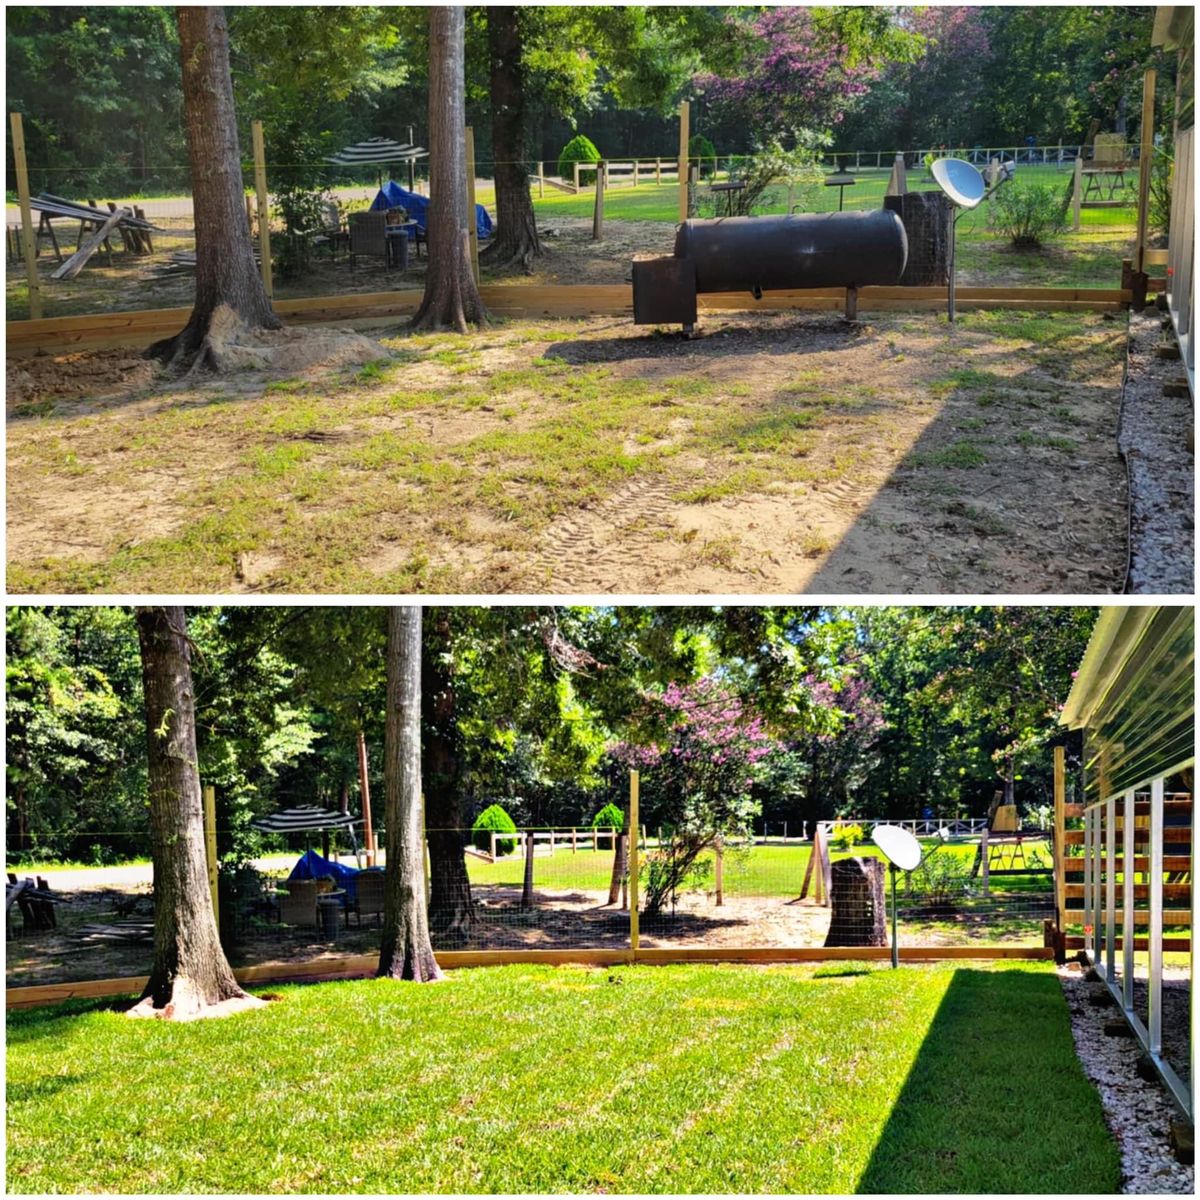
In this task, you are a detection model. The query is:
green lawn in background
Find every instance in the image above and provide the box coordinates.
[467,839,1054,898]
[5,962,1119,1194]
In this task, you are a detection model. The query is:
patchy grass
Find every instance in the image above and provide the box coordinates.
[5,962,1118,1194]
[7,311,1127,594]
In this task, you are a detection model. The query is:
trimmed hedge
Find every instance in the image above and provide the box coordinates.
[472,803,518,855]
[557,134,601,185]
[591,802,625,830]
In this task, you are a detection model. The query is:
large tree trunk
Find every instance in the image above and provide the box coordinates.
[824,857,887,948]
[379,607,444,982]
[150,6,279,366]
[131,606,261,1019]
[481,7,541,271]
[422,607,476,943]
[411,6,489,332]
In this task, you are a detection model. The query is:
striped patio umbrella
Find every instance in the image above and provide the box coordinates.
[325,136,428,188]
[250,805,362,864]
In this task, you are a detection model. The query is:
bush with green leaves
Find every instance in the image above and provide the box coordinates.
[689,134,717,179]
[989,180,1068,248]
[472,803,519,856]
[720,129,827,217]
[906,850,971,907]
[591,802,624,831]
[557,134,601,186]
[831,822,864,851]
[1149,139,1173,238]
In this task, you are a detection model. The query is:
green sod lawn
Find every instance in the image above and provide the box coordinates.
[468,839,1054,899]
[6,962,1118,1193]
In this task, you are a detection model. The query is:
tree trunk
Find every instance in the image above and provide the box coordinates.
[411,7,489,332]
[379,607,444,982]
[149,7,279,366]
[422,607,476,942]
[481,7,541,271]
[131,606,260,1019]
[606,828,628,906]
[824,857,887,947]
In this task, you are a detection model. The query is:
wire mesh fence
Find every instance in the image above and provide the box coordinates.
[6,138,1150,324]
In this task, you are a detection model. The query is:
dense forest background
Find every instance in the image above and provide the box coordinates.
[5,5,1166,197]
[7,605,1094,866]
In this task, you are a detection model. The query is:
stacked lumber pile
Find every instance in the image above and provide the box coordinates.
[33,193,164,280]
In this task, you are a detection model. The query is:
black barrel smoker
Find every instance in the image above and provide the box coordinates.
[632,208,908,333]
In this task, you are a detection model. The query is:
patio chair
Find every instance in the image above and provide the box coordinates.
[349,210,388,271]
[278,878,319,928]
[350,870,386,927]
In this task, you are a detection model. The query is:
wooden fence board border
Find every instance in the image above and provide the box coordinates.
[7,284,1131,356]
[6,944,1054,1009]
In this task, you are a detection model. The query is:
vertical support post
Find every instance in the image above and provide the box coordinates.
[980,823,990,895]
[1053,746,1066,928]
[549,827,556,853]
[571,826,577,853]
[1123,788,1135,1010]
[10,112,42,319]
[245,193,254,236]
[421,793,431,908]
[677,101,690,224]
[632,158,638,187]
[629,771,640,958]
[592,825,597,852]
[1148,776,1163,1054]
[1134,69,1157,275]
[655,157,662,184]
[1080,153,1089,230]
[203,784,219,925]
[592,162,605,241]
[1083,809,1094,958]
[357,728,375,867]
[1092,807,1104,965]
[573,161,581,192]
[714,835,724,906]
[537,161,544,199]
[521,829,534,909]
[465,125,480,284]
[251,119,273,298]
[1105,793,1116,978]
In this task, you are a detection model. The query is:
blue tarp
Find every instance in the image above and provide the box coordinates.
[369,179,493,239]
[288,849,381,902]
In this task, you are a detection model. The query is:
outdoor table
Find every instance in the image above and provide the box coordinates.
[317,889,346,939]
[824,171,857,212]
[386,221,417,271]
[709,181,745,217]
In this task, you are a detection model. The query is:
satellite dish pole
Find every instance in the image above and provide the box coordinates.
[871,825,951,968]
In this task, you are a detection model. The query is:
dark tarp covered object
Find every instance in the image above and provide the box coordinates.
[370,180,492,240]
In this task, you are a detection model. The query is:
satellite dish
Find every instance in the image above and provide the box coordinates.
[931,158,986,209]
[872,825,922,872]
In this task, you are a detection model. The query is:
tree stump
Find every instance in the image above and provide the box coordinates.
[884,192,953,286]
[824,857,887,947]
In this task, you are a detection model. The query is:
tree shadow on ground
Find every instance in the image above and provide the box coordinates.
[855,968,1121,1193]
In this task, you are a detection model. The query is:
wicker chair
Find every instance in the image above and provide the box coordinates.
[348,210,388,271]
[278,878,319,927]
[350,871,386,927]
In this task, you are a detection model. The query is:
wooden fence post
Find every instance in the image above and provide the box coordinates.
[537,161,544,199]
[1133,68,1157,277]
[629,771,640,957]
[1080,153,1089,230]
[465,125,480,284]
[592,161,605,241]
[1053,746,1066,929]
[655,157,662,184]
[980,825,990,895]
[574,160,581,193]
[632,158,639,187]
[571,826,577,853]
[521,829,534,909]
[714,835,724,906]
[10,113,42,319]
[678,101,690,223]
[251,119,273,299]
[203,785,219,925]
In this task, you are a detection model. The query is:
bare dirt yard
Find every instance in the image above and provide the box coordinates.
[8,304,1128,594]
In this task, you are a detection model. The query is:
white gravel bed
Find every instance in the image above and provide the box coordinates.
[1117,307,1194,592]
[1059,963,1193,1193]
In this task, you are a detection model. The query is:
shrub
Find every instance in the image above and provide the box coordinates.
[689,134,717,179]
[721,129,827,217]
[989,180,1068,248]
[831,823,864,851]
[907,851,971,907]
[1149,138,1173,238]
[557,134,601,186]
[472,803,518,855]
[591,802,625,831]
